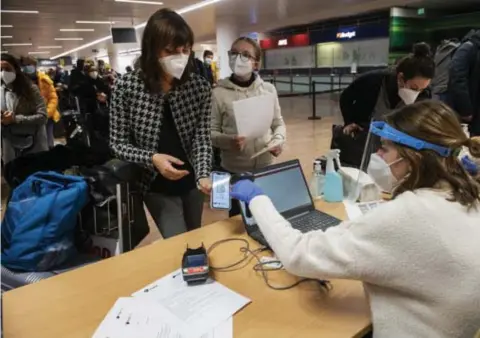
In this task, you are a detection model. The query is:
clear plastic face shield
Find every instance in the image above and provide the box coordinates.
[345,121,451,202]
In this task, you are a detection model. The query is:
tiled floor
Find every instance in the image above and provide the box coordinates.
[138,93,344,246]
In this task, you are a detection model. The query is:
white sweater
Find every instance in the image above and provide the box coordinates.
[249,189,480,338]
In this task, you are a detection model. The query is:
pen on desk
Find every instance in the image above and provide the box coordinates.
[116,309,123,319]
[172,272,181,279]
[144,284,158,293]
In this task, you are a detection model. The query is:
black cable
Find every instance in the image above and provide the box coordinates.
[207,238,331,292]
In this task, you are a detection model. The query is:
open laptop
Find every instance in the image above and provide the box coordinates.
[238,159,342,248]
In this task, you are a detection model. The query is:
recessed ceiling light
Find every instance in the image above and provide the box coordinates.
[1,10,39,14]
[28,51,50,55]
[51,0,225,59]
[38,46,63,49]
[1,51,8,54]
[54,38,84,41]
[76,21,116,24]
[60,28,95,32]
[115,0,164,4]
[1,25,13,28]
[1,36,13,39]
[2,43,33,46]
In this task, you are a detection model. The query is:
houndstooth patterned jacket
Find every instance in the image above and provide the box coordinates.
[109,70,213,192]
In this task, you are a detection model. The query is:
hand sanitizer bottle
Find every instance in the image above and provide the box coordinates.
[323,150,344,203]
[310,160,325,199]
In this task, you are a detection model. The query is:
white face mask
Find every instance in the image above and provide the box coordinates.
[398,87,420,105]
[229,55,253,78]
[89,71,98,79]
[204,58,212,65]
[1,70,16,85]
[367,153,403,193]
[159,54,189,80]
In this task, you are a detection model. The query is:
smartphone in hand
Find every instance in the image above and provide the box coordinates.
[210,172,231,210]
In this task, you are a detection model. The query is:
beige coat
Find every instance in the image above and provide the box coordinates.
[211,76,286,173]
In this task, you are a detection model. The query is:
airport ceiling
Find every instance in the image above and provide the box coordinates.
[1,0,478,60]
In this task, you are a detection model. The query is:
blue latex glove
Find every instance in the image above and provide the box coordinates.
[231,180,264,203]
[462,155,478,176]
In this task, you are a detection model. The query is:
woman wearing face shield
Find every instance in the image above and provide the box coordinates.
[335,43,434,167]
[232,101,480,337]
[110,8,213,239]
[211,37,286,217]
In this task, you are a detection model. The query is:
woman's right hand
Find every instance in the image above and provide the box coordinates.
[343,123,363,136]
[152,154,190,181]
[232,136,246,151]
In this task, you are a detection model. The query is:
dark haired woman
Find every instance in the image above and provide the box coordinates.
[1,54,48,166]
[211,36,286,216]
[334,43,435,167]
[232,101,480,337]
[110,8,212,239]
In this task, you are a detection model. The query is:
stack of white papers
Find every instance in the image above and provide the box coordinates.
[93,270,251,338]
[233,94,275,139]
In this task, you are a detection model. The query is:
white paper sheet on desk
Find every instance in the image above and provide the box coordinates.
[132,269,250,337]
[233,94,274,139]
[250,138,285,160]
[344,200,385,220]
[92,297,233,338]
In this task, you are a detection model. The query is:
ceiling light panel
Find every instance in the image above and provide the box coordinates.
[76,21,116,24]
[1,25,14,28]
[115,0,164,4]
[2,43,33,46]
[28,51,50,55]
[1,36,13,39]
[38,46,63,49]
[60,29,95,32]
[1,10,39,14]
[55,38,84,41]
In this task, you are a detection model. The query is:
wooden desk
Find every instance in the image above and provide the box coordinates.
[3,201,371,338]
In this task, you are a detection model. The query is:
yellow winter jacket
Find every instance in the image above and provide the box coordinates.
[37,72,60,122]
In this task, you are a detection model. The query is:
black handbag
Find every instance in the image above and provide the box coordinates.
[330,125,369,168]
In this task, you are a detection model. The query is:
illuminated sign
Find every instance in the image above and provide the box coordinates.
[336,31,356,39]
[278,39,288,46]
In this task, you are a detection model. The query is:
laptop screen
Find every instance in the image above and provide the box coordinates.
[240,161,313,226]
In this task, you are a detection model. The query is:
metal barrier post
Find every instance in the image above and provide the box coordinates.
[289,69,293,94]
[308,81,321,120]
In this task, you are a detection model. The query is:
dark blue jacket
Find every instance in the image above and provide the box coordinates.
[449,30,480,136]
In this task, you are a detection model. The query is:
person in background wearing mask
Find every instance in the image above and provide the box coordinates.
[211,36,286,217]
[334,42,434,167]
[1,54,48,167]
[110,8,213,239]
[21,57,60,149]
[203,50,215,86]
[341,42,434,134]
[232,101,480,337]
[449,29,480,136]
[69,58,89,98]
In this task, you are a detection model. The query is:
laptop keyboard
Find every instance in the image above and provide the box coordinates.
[289,210,341,233]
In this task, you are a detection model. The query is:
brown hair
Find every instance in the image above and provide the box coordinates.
[386,100,480,209]
[231,36,262,62]
[1,54,35,102]
[396,42,435,80]
[140,8,194,93]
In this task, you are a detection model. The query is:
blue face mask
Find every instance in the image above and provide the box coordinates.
[23,65,36,74]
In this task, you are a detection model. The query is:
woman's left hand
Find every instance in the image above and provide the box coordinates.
[269,146,283,157]
[198,177,212,195]
[1,111,15,125]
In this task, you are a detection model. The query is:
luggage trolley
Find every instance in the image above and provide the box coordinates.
[77,159,150,258]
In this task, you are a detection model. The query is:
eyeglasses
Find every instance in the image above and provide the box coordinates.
[228,50,255,62]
